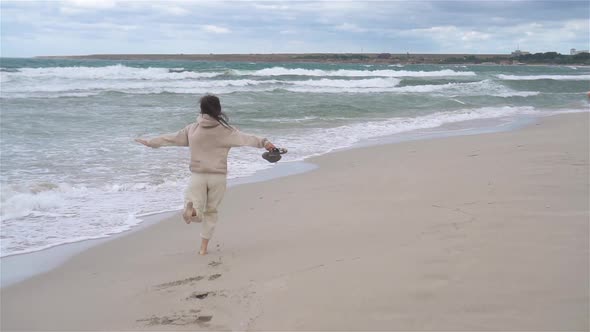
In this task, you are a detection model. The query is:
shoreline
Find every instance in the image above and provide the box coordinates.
[1,112,587,330]
[30,53,590,66]
[0,111,545,287]
[4,56,590,68]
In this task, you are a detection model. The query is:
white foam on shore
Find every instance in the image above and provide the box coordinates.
[278,106,546,158]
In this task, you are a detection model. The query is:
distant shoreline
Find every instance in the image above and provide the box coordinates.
[34,53,590,65]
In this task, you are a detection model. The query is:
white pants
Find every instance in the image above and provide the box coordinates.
[185,172,227,240]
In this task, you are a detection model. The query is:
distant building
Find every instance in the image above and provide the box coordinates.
[377,53,391,59]
[511,49,530,56]
[570,48,589,55]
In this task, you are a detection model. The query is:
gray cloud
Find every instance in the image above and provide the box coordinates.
[1,0,588,57]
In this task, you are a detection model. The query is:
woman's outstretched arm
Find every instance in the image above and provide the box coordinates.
[135,126,189,148]
[227,129,275,150]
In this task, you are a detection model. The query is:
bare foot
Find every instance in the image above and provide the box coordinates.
[200,238,209,256]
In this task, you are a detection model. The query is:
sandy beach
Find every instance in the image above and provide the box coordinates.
[1,113,588,331]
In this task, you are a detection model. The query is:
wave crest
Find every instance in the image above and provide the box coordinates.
[2,64,223,80]
[238,67,476,77]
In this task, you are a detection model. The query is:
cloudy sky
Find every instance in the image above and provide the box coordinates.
[1,0,588,57]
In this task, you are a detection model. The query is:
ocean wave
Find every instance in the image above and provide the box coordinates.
[237,67,476,77]
[0,78,281,96]
[290,77,401,88]
[1,64,223,80]
[1,183,88,221]
[3,64,477,82]
[2,78,403,94]
[283,79,539,96]
[397,80,540,97]
[249,116,319,123]
[491,91,540,97]
[0,178,189,223]
[0,178,185,257]
[1,78,540,98]
[497,74,590,81]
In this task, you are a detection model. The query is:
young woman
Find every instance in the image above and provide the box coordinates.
[135,94,276,255]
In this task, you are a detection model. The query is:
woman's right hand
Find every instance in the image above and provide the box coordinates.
[264,141,276,151]
[135,138,154,148]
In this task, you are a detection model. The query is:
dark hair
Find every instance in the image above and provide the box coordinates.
[200,94,231,128]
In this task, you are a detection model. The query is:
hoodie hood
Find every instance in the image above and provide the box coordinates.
[197,114,221,128]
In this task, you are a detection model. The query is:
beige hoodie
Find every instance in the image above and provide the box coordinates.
[148,114,269,174]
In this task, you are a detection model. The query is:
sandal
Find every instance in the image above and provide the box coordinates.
[262,147,288,163]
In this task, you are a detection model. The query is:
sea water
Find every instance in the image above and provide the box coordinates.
[1,58,589,257]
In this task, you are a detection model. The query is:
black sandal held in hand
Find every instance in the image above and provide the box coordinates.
[262,148,288,163]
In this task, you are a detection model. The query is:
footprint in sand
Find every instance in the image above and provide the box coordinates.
[186,289,228,301]
[137,312,213,326]
[187,291,212,300]
[208,273,222,281]
[155,275,205,289]
[154,273,221,290]
[208,260,222,267]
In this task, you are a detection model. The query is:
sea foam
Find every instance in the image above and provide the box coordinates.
[2,64,223,80]
[239,67,476,77]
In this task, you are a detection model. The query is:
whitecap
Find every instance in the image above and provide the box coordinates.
[237,67,476,77]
